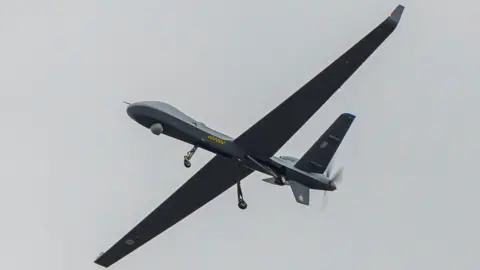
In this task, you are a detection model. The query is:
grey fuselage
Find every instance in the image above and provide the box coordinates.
[126,101,334,191]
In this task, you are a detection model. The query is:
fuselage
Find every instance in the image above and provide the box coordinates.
[127,101,246,159]
[127,101,334,191]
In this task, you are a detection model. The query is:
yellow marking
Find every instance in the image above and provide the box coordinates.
[207,135,226,145]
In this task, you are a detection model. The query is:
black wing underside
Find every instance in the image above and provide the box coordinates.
[294,113,356,174]
[94,156,253,267]
[94,5,404,268]
[234,5,404,159]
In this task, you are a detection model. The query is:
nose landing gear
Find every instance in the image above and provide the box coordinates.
[184,145,198,168]
[237,181,247,210]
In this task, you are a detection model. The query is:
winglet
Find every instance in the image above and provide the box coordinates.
[342,112,356,119]
[388,5,405,24]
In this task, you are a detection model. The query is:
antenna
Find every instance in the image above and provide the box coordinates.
[123,101,131,105]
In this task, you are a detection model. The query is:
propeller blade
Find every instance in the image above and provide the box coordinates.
[325,159,334,177]
[321,166,343,211]
[320,191,328,211]
[331,167,343,185]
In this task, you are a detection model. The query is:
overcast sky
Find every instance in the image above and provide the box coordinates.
[1,0,479,269]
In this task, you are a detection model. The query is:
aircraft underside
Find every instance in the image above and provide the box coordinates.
[155,112,355,210]
[94,5,405,268]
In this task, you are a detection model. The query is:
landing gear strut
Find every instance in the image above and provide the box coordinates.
[183,145,198,168]
[237,181,247,210]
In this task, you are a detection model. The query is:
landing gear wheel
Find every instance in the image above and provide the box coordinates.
[238,200,247,210]
[183,145,198,168]
[236,181,247,210]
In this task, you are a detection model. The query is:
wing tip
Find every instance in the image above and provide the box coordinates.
[341,112,356,119]
[94,253,110,268]
[94,261,109,268]
[388,4,405,24]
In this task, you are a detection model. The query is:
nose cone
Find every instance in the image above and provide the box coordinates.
[125,101,153,121]
[125,101,162,120]
[125,102,139,118]
[124,101,158,129]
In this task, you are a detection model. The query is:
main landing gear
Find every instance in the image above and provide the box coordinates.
[237,181,247,210]
[183,145,198,168]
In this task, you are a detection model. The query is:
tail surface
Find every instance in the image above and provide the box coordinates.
[294,113,356,174]
[287,113,354,206]
[289,181,310,205]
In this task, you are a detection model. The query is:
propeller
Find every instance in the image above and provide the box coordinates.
[321,159,344,210]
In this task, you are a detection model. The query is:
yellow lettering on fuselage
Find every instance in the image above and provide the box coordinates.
[207,135,226,145]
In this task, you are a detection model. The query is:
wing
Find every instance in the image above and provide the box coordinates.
[94,156,253,268]
[234,5,404,159]
[294,113,356,174]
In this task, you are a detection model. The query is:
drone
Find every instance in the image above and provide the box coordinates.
[95,5,404,268]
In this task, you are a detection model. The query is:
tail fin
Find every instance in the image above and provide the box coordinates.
[290,181,310,205]
[294,113,356,174]
[262,177,311,206]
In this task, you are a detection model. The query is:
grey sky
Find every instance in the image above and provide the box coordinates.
[1,0,479,269]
